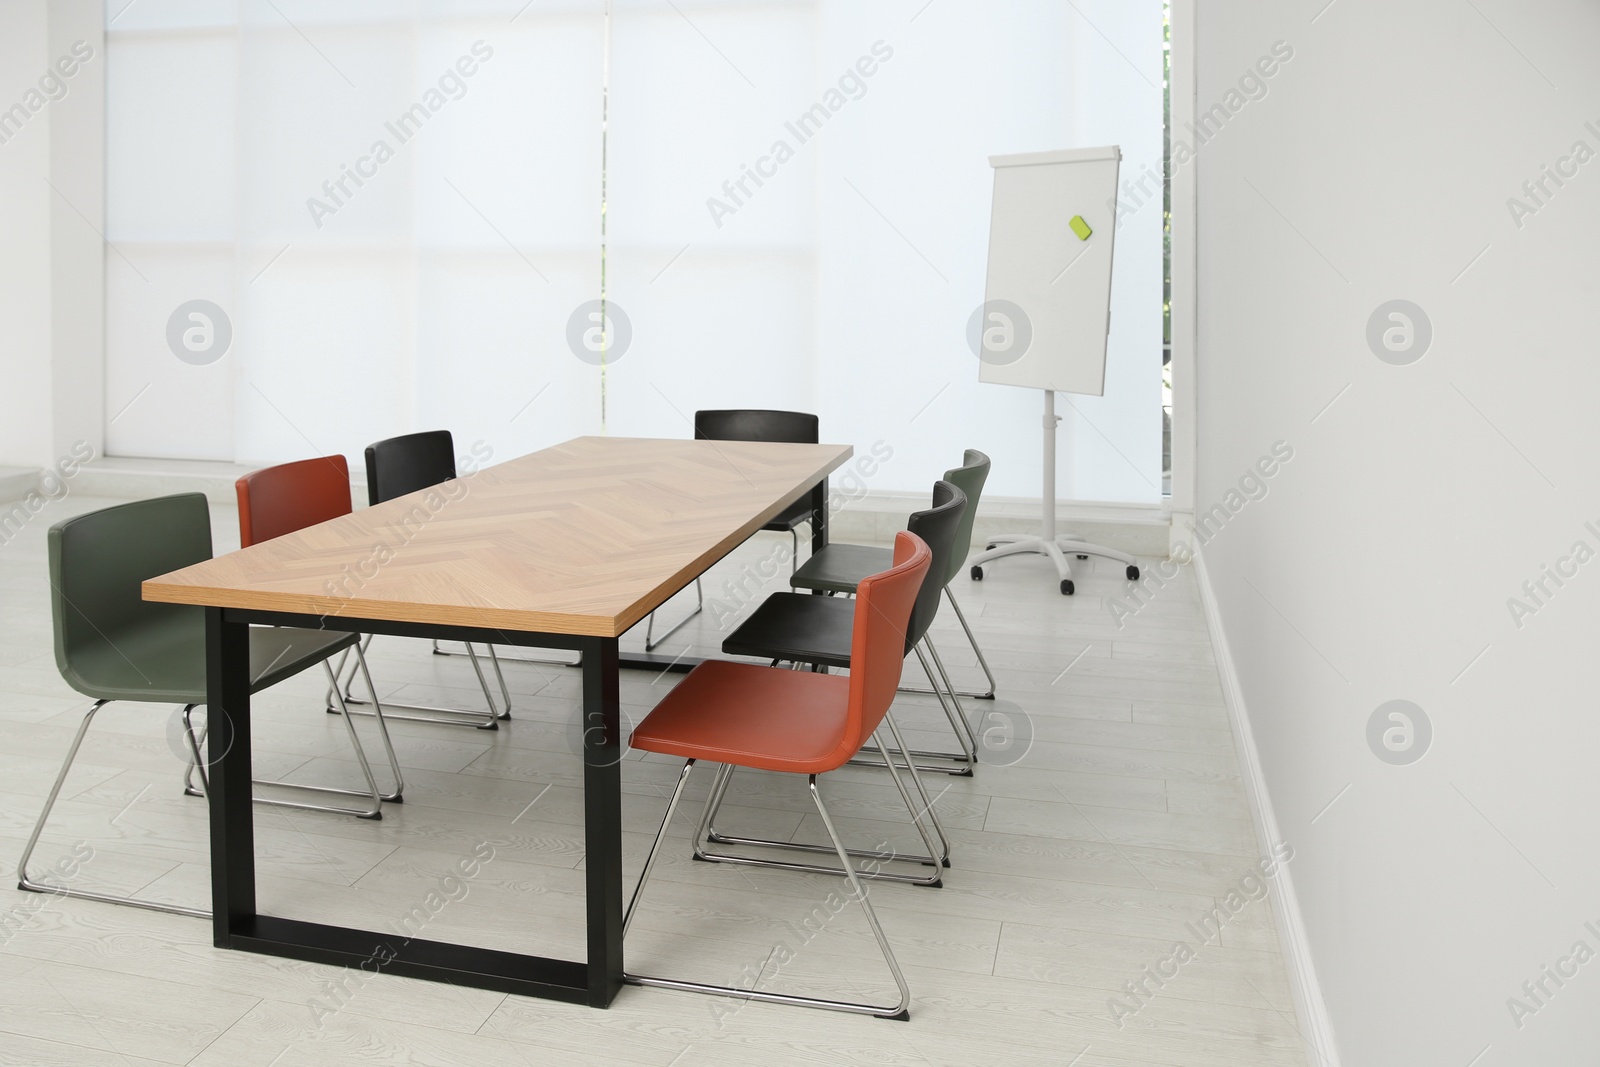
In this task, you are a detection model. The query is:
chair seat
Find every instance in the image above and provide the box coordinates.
[722,593,854,668]
[630,660,853,775]
[789,543,892,594]
[764,495,814,534]
[62,618,359,704]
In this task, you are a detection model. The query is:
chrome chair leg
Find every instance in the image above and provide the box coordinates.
[882,709,951,862]
[624,759,697,939]
[690,763,736,863]
[644,578,704,652]
[431,639,580,669]
[18,699,210,918]
[874,721,949,867]
[186,661,388,819]
[945,588,997,697]
[697,735,944,885]
[188,655,402,803]
[484,645,513,719]
[805,774,913,1014]
[691,765,750,846]
[897,587,996,700]
[849,642,975,776]
[348,647,405,801]
[337,634,502,729]
[627,769,912,1020]
[241,647,403,801]
[923,634,980,754]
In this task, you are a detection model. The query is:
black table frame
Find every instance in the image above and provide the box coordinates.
[202,483,827,1008]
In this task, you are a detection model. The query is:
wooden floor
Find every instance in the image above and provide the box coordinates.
[0,495,1306,1066]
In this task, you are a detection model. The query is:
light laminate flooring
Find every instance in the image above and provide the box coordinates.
[0,495,1306,1066]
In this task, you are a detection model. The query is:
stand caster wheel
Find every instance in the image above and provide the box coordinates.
[1060,580,1074,595]
[1076,554,1088,560]
[1126,565,1140,580]
[971,566,984,581]
[985,543,996,551]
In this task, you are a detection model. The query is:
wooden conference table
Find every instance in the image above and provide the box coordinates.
[142,435,852,1008]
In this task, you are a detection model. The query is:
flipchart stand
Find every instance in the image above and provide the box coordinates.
[968,146,1140,595]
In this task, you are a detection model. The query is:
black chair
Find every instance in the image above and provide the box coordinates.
[792,449,997,701]
[697,409,822,562]
[642,409,822,651]
[723,476,974,766]
[364,429,457,504]
[330,430,512,728]
[702,481,971,880]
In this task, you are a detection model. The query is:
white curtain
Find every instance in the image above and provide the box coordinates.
[105,0,1162,502]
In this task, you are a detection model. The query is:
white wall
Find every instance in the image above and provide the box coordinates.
[0,3,53,468]
[1195,1,1600,1062]
[0,0,103,471]
[49,1,106,466]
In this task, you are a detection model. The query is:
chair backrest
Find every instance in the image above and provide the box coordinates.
[843,531,932,752]
[941,449,990,583]
[902,480,967,652]
[365,430,456,506]
[693,409,818,445]
[236,455,352,547]
[48,493,211,682]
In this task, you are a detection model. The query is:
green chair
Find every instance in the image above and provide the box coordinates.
[789,450,997,700]
[17,493,399,918]
[928,449,997,700]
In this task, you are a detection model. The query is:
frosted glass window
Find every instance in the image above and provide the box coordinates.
[104,0,1163,503]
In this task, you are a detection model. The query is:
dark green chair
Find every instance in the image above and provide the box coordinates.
[789,450,997,700]
[17,493,397,918]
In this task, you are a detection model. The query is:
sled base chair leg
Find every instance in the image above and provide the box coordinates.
[699,712,950,880]
[624,759,912,1020]
[187,659,398,819]
[430,639,580,669]
[330,634,506,729]
[17,699,210,918]
[643,578,704,652]
[896,587,997,700]
[849,641,977,776]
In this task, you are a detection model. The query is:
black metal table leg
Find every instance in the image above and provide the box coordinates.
[810,478,829,557]
[205,607,255,945]
[809,478,832,683]
[582,636,625,1008]
[196,611,609,1003]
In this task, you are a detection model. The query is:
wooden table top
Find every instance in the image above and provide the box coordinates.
[143,436,852,638]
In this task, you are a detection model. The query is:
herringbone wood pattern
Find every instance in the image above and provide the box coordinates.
[143,437,852,637]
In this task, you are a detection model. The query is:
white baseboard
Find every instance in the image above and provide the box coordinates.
[1191,547,1341,1067]
[830,491,1171,555]
[0,467,41,504]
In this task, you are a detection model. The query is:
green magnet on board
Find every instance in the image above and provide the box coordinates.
[1069,215,1092,240]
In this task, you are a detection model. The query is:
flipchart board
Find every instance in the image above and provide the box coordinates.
[977,145,1120,396]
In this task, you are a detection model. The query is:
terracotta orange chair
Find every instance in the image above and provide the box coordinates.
[242,450,507,732]
[622,531,931,1020]
[222,455,403,803]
